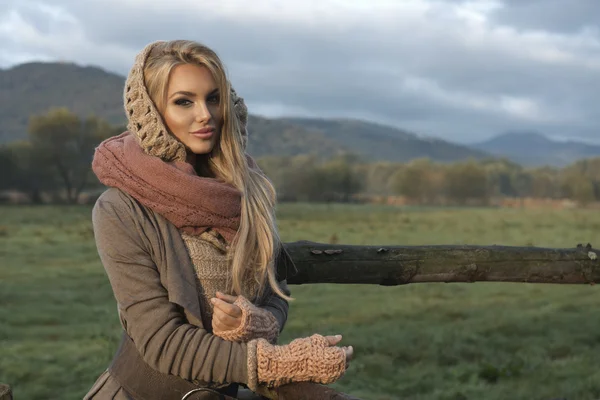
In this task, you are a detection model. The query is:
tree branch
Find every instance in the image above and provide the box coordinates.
[283,241,600,285]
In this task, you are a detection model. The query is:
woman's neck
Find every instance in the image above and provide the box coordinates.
[187,152,215,178]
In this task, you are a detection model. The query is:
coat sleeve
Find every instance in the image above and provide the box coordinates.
[92,192,249,386]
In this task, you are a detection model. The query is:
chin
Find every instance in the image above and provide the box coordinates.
[187,143,215,155]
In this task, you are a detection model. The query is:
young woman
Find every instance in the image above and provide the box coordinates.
[84,40,353,400]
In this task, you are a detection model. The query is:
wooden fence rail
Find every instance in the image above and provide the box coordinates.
[283,242,600,286]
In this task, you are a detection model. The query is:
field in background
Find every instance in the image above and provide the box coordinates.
[1,203,600,400]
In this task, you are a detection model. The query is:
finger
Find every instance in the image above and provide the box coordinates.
[215,292,238,304]
[325,335,342,346]
[344,346,353,368]
[211,298,243,318]
[212,320,222,332]
[213,308,241,330]
[212,311,234,332]
[212,315,225,332]
[345,346,353,361]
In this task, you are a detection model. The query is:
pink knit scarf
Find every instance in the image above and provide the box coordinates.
[92,132,242,242]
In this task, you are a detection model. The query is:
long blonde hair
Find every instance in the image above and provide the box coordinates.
[143,40,291,301]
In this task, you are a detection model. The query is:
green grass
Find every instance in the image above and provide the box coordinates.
[1,203,600,399]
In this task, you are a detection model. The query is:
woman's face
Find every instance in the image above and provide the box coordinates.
[162,63,222,157]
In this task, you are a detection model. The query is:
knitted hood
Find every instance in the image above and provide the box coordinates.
[123,40,249,162]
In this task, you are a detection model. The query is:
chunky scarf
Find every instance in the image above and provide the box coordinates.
[92,131,242,242]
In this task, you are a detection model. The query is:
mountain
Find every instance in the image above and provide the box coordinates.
[0,61,490,163]
[0,62,126,143]
[281,117,490,163]
[470,132,600,167]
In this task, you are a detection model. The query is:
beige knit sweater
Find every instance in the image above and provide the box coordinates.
[181,230,260,330]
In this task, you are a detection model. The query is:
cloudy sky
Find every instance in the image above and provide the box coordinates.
[1,0,599,144]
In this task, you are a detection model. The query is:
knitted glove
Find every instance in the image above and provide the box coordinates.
[213,296,280,344]
[246,334,347,391]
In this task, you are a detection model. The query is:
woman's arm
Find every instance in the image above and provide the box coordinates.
[92,193,249,386]
[212,253,291,343]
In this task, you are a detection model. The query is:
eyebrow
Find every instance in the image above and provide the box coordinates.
[169,88,219,100]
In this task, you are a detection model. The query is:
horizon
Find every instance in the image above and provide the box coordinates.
[2,0,599,145]
[4,59,600,147]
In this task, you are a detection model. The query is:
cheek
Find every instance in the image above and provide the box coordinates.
[164,107,190,134]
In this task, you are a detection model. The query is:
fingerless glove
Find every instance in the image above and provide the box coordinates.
[213,295,280,343]
[246,334,347,391]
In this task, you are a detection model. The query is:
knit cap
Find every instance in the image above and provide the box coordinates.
[123,40,249,162]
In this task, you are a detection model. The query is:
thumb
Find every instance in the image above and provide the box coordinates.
[325,335,343,346]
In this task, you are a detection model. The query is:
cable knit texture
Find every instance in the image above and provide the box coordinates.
[250,334,347,389]
[181,230,260,329]
[213,295,280,344]
[123,40,250,162]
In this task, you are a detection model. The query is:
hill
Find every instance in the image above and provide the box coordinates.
[0,61,490,162]
[282,117,490,162]
[470,132,600,167]
[0,62,126,143]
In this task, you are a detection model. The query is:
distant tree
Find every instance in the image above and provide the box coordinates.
[391,158,437,204]
[320,154,364,202]
[359,161,399,195]
[28,107,114,203]
[560,172,596,205]
[444,160,489,205]
[276,155,321,201]
[481,158,521,197]
[561,158,600,201]
[1,141,56,203]
[529,167,560,199]
[256,155,292,195]
[508,170,532,198]
[0,145,15,190]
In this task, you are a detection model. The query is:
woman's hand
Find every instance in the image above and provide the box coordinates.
[253,333,354,388]
[326,334,354,368]
[211,292,243,332]
[213,293,281,343]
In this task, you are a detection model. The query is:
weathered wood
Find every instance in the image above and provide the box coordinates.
[283,241,600,285]
[0,384,12,400]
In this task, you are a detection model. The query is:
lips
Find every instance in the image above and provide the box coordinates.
[190,127,214,139]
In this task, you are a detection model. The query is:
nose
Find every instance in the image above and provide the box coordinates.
[194,102,211,123]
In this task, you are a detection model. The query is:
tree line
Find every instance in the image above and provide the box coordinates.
[2,108,600,206]
[259,154,600,206]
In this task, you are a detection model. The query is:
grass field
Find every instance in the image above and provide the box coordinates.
[1,203,600,400]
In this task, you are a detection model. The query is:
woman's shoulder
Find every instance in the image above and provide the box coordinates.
[94,188,147,216]
[92,188,155,230]
[91,188,158,253]
[95,187,137,208]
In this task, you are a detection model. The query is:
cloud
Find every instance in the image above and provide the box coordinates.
[491,0,600,34]
[1,0,599,143]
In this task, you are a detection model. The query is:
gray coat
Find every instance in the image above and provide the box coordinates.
[83,188,290,399]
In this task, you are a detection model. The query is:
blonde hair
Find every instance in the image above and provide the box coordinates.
[143,40,291,301]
